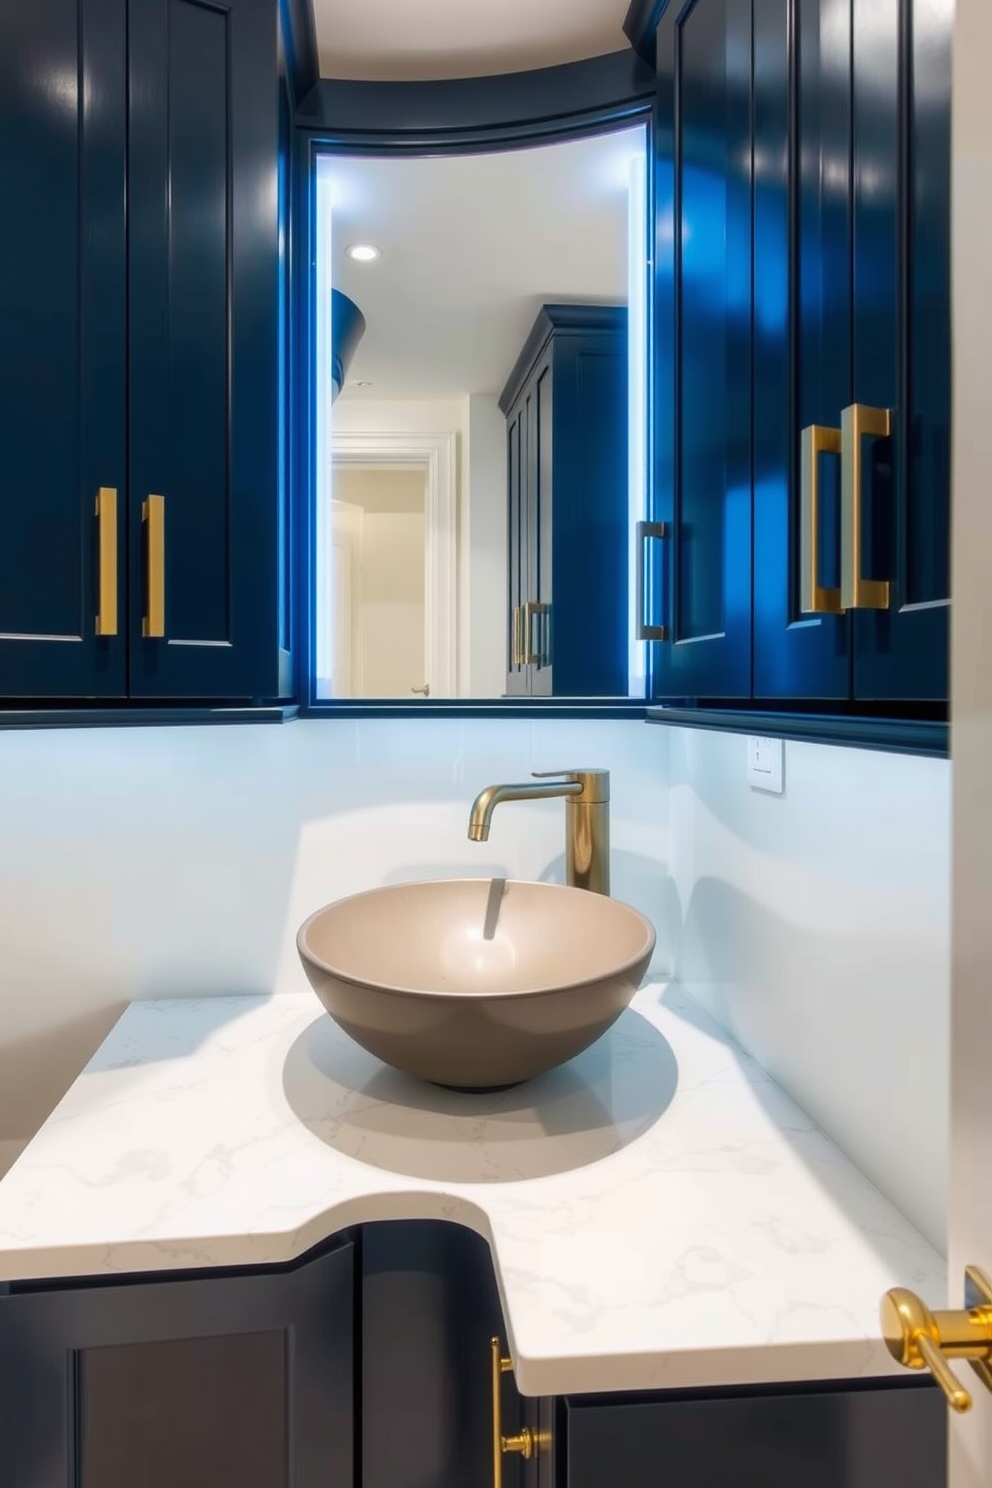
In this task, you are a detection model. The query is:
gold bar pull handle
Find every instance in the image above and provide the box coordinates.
[511,606,524,667]
[841,402,892,610]
[142,495,166,639]
[880,1266,992,1415]
[490,1337,533,1488]
[799,425,844,614]
[636,520,668,640]
[94,486,118,637]
[524,600,550,668]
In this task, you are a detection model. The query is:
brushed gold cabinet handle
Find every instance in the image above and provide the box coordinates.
[800,424,844,614]
[94,486,118,637]
[636,520,668,640]
[511,605,523,667]
[524,600,550,668]
[841,402,892,610]
[142,495,166,639]
[880,1265,992,1414]
[491,1337,533,1488]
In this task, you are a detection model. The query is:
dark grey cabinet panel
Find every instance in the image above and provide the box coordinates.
[0,1238,354,1488]
[563,1379,946,1488]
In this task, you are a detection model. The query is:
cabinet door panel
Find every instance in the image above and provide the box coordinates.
[752,0,852,700]
[531,359,553,697]
[128,0,279,699]
[653,0,752,699]
[852,0,950,700]
[0,0,126,698]
[505,407,528,695]
[0,1239,354,1488]
[564,1381,945,1488]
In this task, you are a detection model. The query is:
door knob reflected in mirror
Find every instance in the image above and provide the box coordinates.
[880,1266,992,1413]
[411,683,430,696]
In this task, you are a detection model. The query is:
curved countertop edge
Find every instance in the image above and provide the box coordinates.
[0,984,946,1397]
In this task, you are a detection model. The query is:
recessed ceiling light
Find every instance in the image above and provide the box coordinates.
[345,243,381,263]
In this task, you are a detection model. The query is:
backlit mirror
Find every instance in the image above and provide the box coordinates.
[313,125,648,701]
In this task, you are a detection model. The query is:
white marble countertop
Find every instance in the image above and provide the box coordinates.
[0,981,945,1395]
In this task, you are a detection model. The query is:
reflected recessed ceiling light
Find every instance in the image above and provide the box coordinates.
[345,243,381,263]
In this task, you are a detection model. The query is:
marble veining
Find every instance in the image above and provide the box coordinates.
[0,980,945,1394]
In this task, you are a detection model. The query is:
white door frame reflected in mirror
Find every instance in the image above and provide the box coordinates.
[325,431,457,700]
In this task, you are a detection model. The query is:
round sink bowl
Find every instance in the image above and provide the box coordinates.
[296,879,656,1090]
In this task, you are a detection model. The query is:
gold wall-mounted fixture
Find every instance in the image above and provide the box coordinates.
[469,768,611,895]
[880,1266,992,1413]
[800,424,844,615]
[490,1337,533,1488]
[635,519,668,640]
[94,486,118,637]
[841,402,892,610]
[142,494,166,639]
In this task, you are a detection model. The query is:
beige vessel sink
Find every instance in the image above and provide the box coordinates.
[297,879,655,1090]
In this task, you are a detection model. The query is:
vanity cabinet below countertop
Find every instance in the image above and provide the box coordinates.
[0,984,948,1486]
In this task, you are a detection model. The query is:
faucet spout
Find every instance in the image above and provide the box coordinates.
[466,770,610,894]
[467,779,581,842]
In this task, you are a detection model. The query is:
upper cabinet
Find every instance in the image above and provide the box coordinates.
[0,0,128,699]
[651,0,951,710]
[0,0,287,703]
[502,305,629,699]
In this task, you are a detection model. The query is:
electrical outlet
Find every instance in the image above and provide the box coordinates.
[746,735,784,794]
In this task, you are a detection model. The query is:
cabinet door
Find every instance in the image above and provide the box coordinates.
[128,0,281,699]
[752,0,852,700]
[851,0,950,701]
[529,353,554,698]
[550,330,627,698]
[0,1238,354,1488]
[563,1381,946,1488]
[506,401,530,696]
[652,0,753,700]
[0,0,127,699]
[362,1221,521,1488]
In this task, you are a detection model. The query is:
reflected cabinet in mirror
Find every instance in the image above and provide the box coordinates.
[312,127,649,702]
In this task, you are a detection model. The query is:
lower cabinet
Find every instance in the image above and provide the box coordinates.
[528,1379,946,1488]
[0,1222,947,1488]
[0,1236,354,1488]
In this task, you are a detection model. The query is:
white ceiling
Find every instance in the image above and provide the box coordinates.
[323,126,643,401]
[313,0,631,82]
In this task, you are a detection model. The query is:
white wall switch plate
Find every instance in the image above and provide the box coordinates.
[746,735,784,794]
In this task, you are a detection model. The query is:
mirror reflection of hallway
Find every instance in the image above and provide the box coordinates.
[331,465,428,698]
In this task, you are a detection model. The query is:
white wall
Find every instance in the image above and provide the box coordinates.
[668,726,950,1252]
[0,717,671,1152]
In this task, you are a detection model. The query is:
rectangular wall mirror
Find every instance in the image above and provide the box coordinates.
[313,124,649,702]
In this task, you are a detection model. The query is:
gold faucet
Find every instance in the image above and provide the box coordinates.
[467,769,610,895]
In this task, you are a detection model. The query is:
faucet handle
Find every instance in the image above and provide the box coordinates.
[532,769,609,802]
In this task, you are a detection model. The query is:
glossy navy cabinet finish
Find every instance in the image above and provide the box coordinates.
[752,0,951,705]
[0,0,284,704]
[0,0,127,698]
[553,1379,946,1488]
[0,1237,354,1488]
[651,0,950,708]
[128,0,282,698]
[651,0,754,700]
[501,305,628,698]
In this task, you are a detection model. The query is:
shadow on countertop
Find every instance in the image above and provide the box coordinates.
[282,1005,678,1185]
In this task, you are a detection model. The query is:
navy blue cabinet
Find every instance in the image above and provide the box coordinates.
[501,305,628,698]
[650,0,950,710]
[0,1237,354,1488]
[651,0,754,700]
[548,1379,945,1488]
[0,0,127,699]
[0,0,286,704]
[128,0,282,699]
